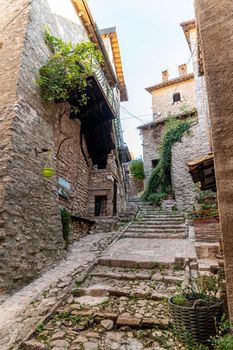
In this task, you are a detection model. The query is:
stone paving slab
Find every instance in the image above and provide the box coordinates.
[0,231,120,350]
[98,238,196,268]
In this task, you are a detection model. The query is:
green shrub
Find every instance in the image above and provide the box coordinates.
[147,192,167,206]
[61,208,71,247]
[213,334,233,350]
[129,159,144,180]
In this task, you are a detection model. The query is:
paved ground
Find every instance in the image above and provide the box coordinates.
[99,238,196,268]
[18,208,196,350]
[0,230,123,350]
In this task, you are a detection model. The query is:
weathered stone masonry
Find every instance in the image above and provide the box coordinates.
[195,0,233,321]
[0,0,127,291]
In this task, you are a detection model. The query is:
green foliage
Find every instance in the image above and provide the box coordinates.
[36,28,103,112]
[213,335,233,350]
[172,205,178,212]
[209,316,233,350]
[172,325,209,350]
[143,117,192,201]
[196,189,216,203]
[172,270,225,307]
[147,192,167,205]
[129,159,144,180]
[175,316,233,350]
[35,324,44,335]
[61,208,71,246]
[172,294,187,306]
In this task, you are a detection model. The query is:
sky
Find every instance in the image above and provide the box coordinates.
[88,0,195,158]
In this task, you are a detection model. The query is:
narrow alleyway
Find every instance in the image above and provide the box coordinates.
[14,205,197,350]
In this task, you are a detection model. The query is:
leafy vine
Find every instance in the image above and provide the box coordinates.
[143,115,195,201]
[36,28,103,112]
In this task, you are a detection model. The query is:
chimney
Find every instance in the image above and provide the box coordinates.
[178,64,187,77]
[162,70,169,82]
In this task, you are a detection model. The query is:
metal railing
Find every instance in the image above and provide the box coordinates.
[88,55,120,118]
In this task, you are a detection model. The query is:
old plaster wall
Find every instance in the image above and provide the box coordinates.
[152,78,196,122]
[0,0,93,291]
[195,0,233,321]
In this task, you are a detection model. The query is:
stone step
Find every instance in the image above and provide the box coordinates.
[90,271,152,281]
[138,216,185,222]
[89,265,185,282]
[140,212,184,216]
[125,228,186,233]
[138,221,185,226]
[98,238,196,270]
[129,224,186,229]
[195,242,220,259]
[98,257,175,269]
[73,284,172,301]
[197,258,219,272]
[123,233,187,239]
[139,216,185,221]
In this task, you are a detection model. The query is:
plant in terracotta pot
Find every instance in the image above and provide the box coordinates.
[169,271,225,345]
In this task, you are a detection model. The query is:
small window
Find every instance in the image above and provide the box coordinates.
[152,159,159,168]
[95,196,107,216]
[173,93,181,103]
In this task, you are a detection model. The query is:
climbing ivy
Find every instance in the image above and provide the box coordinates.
[143,117,194,201]
[61,208,71,247]
[36,28,103,111]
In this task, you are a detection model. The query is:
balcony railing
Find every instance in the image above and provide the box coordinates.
[88,55,120,118]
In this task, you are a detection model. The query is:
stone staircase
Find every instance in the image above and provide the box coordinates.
[123,206,187,239]
[22,264,187,350]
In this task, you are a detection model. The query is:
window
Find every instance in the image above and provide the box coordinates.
[173,92,181,103]
[95,196,107,216]
[152,159,159,168]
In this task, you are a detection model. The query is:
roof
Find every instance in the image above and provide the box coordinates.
[180,20,196,50]
[72,0,117,86]
[145,73,194,93]
[138,108,197,130]
[187,153,213,169]
[187,153,216,191]
[99,27,128,102]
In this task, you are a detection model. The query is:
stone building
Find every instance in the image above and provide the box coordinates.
[139,20,211,210]
[0,0,128,291]
[194,0,233,322]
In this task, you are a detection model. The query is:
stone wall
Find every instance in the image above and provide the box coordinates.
[88,170,120,217]
[0,0,94,291]
[54,112,90,216]
[141,123,164,179]
[195,0,233,321]
[171,26,211,211]
[151,78,196,122]
[193,217,221,243]
[128,175,144,197]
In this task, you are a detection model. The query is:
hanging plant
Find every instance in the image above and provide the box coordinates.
[143,116,194,201]
[42,151,55,178]
[36,28,103,112]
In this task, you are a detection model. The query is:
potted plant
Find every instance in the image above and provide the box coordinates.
[169,272,225,344]
[42,151,55,178]
[42,167,55,178]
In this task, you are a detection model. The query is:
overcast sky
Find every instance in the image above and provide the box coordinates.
[88,0,195,158]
